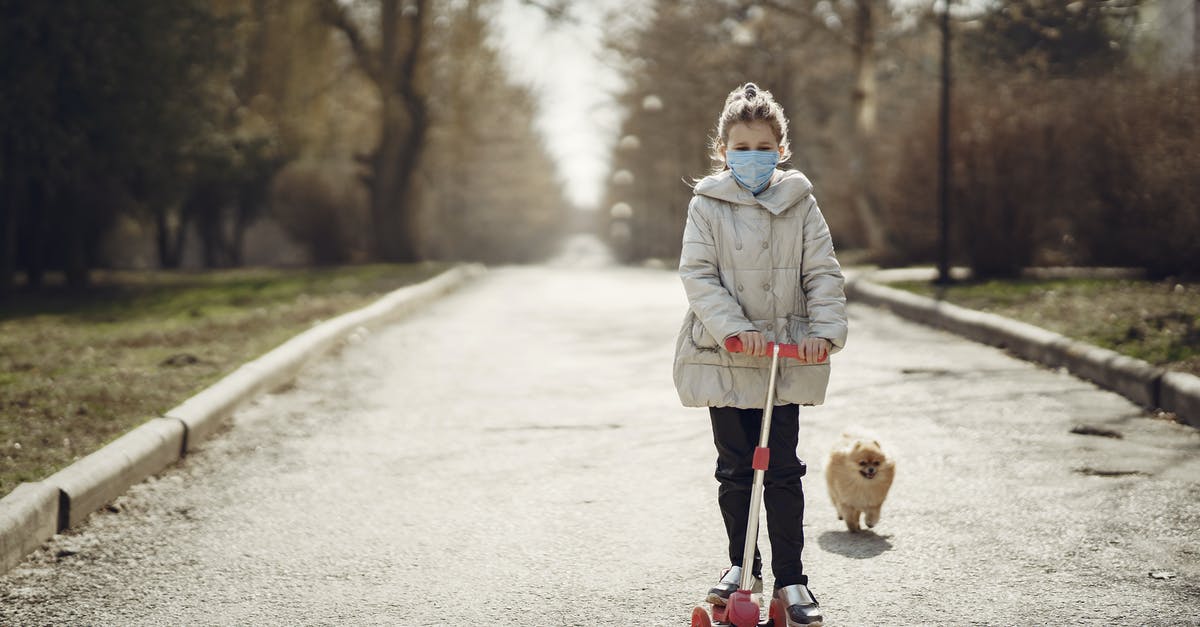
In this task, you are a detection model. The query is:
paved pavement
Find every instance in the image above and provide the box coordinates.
[2,264,1198,626]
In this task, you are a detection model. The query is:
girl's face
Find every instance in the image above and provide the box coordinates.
[723,120,783,162]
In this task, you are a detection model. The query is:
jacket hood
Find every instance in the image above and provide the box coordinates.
[693,168,814,215]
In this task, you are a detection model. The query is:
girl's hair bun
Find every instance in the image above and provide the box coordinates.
[708,81,792,171]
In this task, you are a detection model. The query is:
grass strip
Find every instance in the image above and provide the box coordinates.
[890,278,1200,377]
[0,262,451,497]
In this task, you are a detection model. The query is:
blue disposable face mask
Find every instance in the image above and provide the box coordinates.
[725,150,779,194]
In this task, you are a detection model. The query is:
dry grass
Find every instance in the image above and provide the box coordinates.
[0,263,451,497]
[894,278,1200,377]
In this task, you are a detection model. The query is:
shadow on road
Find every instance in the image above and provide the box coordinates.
[817,529,894,559]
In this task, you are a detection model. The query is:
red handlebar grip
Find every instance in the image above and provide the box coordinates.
[724,337,824,362]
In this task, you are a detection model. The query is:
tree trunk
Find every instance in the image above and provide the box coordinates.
[849,0,889,256]
[937,1,953,284]
[391,79,428,261]
[193,194,218,268]
[0,140,16,297]
[195,182,244,269]
[231,199,250,267]
[323,0,428,263]
[1194,0,1199,73]
[155,209,175,268]
[62,184,89,289]
[24,180,46,290]
[155,205,188,269]
[369,95,414,261]
[0,200,12,297]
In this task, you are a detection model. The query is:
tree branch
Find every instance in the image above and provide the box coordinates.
[518,0,576,24]
[756,0,856,48]
[398,0,427,90]
[318,0,381,85]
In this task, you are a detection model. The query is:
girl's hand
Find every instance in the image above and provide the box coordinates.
[800,337,831,364]
[735,330,768,357]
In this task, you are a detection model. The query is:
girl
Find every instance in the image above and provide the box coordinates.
[673,83,847,627]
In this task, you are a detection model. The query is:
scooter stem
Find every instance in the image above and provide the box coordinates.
[738,343,782,592]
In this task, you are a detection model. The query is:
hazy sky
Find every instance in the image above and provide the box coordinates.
[487,0,973,211]
[490,0,647,211]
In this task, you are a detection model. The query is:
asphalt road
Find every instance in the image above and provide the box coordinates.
[2,264,1198,626]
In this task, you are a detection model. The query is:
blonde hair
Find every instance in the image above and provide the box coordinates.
[708,82,792,171]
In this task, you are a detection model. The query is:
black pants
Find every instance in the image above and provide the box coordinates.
[710,404,808,589]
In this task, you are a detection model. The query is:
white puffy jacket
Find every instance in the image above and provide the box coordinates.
[672,168,848,408]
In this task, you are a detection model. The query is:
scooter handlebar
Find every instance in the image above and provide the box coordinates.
[724,337,826,363]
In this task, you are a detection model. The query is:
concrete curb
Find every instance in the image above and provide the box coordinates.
[1161,372,1200,429]
[846,275,1200,427]
[47,418,186,531]
[0,263,486,576]
[0,482,58,574]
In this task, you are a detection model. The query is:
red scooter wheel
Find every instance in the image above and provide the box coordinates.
[726,590,761,627]
[769,597,786,626]
[691,606,713,627]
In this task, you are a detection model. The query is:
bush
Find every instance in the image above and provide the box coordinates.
[872,98,941,268]
[878,75,1199,278]
[269,160,369,265]
[1067,79,1200,278]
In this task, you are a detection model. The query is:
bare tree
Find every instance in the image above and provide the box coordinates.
[320,0,430,262]
[759,0,891,256]
[417,0,569,262]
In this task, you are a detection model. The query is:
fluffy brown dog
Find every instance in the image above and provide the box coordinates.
[825,433,896,532]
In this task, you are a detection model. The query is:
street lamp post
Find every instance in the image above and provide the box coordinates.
[936,0,953,285]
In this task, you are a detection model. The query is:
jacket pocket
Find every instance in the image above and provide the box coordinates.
[787,314,811,343]
[690,311,719,350]
[794,288,809,319]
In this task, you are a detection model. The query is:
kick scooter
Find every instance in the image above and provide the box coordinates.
[690,337,821,627]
